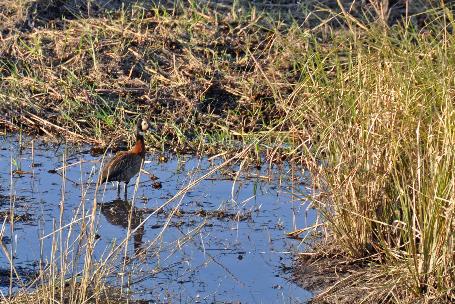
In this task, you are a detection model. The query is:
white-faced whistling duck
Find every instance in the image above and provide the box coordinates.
[98,118,150,200]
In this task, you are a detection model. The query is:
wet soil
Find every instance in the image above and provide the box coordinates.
[293,253,366,304]
[292,247,398,304]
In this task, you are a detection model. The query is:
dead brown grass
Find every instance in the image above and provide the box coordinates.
[0,1,436,156]
[1,0,303,157]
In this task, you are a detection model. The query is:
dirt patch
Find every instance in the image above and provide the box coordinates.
[138,206,253,222]
[197,84,239,116]
[0,211,32,223]
[0,267,37,287]
[293,253,374,304]
[292,245,454,304]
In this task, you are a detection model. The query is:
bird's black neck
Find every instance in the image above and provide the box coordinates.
[136,131,144,141]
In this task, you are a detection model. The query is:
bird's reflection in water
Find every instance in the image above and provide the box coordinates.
[99,199,145,257]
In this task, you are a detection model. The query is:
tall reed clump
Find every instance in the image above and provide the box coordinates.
[293,11,455,303]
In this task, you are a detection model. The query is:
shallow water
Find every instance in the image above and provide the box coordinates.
[0,135,315,303]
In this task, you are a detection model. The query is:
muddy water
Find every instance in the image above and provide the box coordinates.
[0,135,315,303]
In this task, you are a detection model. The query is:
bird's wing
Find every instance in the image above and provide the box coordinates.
[99,151,131,183]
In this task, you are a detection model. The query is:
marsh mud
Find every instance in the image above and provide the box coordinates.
[0,135,315,303]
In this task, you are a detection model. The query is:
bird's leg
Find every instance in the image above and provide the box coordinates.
[124,181,128,201]
[117,182,120,198]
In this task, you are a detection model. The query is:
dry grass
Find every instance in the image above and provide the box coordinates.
[1,0,310,157]
[0,1,434,156]
[301,9,455,304]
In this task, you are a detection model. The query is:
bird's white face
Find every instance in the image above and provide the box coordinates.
[141,119,149,132]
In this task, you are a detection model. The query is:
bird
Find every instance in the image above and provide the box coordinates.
[98,118,150,200]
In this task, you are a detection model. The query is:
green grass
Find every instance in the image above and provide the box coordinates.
[1,0,454,303]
